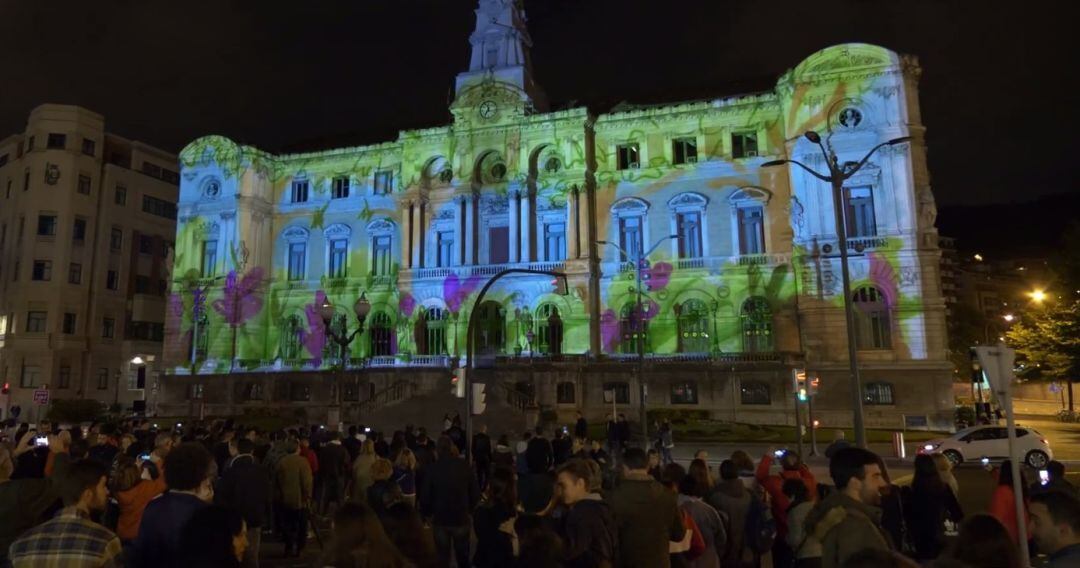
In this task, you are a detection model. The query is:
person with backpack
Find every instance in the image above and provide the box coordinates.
[672,463,727,568]
[756,448,816,567]
[784,478,821,568]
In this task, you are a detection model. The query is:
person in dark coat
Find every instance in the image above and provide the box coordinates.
[419,436,480,568]
[472,424,493,490]
[134,442,215,568]
[366,458,403,519]
[215,437,271,567]
[473,467,518,568]
[526,426,554,473]
[317,432,350,515]
[557,458,617,568]
[553,428,573,466]
[606,448,686,568]
[575,412,589,441]
[905,454,963,560]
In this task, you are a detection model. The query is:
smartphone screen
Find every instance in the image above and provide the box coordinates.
[1039,469,1050,485]
[774,450,785,458]
[34,436,48,447]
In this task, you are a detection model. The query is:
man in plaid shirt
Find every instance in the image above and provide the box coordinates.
[8,459,123,567]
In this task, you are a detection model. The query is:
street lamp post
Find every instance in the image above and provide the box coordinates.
[189,275,225,367]
[763,131,910,448]
[597,234,679,448]
[319,292,372,429]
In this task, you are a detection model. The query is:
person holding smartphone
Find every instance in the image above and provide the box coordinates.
[756,447,818,568]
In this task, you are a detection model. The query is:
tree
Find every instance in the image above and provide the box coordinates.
[1006,300,1080,412]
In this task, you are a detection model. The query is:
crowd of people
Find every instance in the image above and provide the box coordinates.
[1,415,1079,568]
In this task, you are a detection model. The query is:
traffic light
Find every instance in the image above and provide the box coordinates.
[1,383,9,395]
[969,348,984,384]
[792,369,808,402]
[471,383,487,415]
[809,375,820,397]
[451,368,467,398]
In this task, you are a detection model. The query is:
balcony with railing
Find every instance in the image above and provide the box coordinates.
[409,260,567,281]
[601,254,793,275]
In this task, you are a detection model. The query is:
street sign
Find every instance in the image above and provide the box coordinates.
[973,344,1016,396]
[32,389,49,405]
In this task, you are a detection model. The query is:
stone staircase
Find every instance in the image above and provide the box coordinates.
[357,377,531,438]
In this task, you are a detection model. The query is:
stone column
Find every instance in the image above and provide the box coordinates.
[509,190,520,264]
[456,197,466,266]
[401,202,412,268]
[465,194,476,265]
[520,192,532,263]
[568,187,580,259]
[410,201,422,269]
[418,199,427,269]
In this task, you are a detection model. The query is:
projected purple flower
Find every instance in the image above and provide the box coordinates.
[867,253,899,308]
[444,273,485,313]
[302,290,329,366]
[600,309,619,352]
[643,261,672,291]
[399,293,417,318]
[211,267,264,326]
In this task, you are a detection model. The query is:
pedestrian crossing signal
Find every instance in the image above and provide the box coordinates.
[451,369,466,398]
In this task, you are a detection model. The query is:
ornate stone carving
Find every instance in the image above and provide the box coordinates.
[479,195,509,216]
[610,197,649,213]
[917,187,937,229]
[788,196,806,238]
[367,218,395,234]
[899,266,920,288]
[323,223,352,238]
[282,226,309,241]
[667,192,708,208]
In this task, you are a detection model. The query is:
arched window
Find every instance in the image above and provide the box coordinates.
[677,299,710,353]
[415,307,448,355]
[474,301,506,354]
[556,382,575,404]
[864,382,894,405]
[668,193,708,259]
[739,380,771,405]
[535,304,563,355]
[729,187,770,256]
[369,312,394,356]
[192,313,210,360]
[280,315,304,360]
[618,302,647,354]
[741,297,773,353]
[610,198,649,262]
[853,286,891,350]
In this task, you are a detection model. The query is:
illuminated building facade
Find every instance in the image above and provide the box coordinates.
[160,0,952,429]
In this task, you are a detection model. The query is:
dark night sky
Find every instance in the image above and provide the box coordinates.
[1,0,1076,207]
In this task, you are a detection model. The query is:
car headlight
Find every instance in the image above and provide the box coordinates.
[923,443,941,452]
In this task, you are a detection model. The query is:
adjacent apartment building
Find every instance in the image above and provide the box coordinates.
[0,104,178,422]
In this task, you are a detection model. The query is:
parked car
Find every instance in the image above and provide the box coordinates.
[920,425,1052,467]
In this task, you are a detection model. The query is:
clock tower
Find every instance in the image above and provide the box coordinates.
[454,0,547,113]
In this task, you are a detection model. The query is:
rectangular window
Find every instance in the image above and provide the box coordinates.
[47,133,66,149]
[102,317,115,338]
[328,239,348,278]
[290,180,309,203]
[618,216,643,262]
[372,235,391,276]
[489,226,509,264]
[671,381,699,404]
[58,365,71,389]
[616,143,640,170]
[32,260,52,281]
[62,312,76,334]
[81,138,96,156]
[737,206,766,255]
[26,311,47,332]
[142,195,177,219]
[864,383,895,405]
[676,212,702,258]
[24,170,30,191]
[374,171,393,195]
[740,381,771,405]
[201,240,217,277]
[138,235,154,254]
[37,215,57,236]
[672,137,698,165]
[97,368,109,390]
[109,228,122,251]
[141,162,161,178]
[134,275,151,294]
[544,222,566,262]
[77,174,91,195]
[114,184,126,205]
[69,263,82,284]
[20,366,42,388]
[106,269,119,290]
[287,243,306,280]
[0,154,8,168]
[332,177,350,199]
[844,186,877,238]
[602,382,630,404]
[732,132,759,158]
[436,231,454,267]
[72,218,86,242]
[161,169,180,185]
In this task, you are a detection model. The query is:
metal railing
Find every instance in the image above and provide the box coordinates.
[357,380,416,416]
[496,381,535,412]
[412,261,567,281]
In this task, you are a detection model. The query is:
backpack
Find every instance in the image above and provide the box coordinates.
[744,489,777,555]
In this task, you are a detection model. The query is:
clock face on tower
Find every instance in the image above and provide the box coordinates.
[478,100,498,120]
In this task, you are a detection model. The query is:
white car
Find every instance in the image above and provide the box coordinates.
[919,425,1053,468]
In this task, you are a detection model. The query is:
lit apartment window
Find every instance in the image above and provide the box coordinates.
[287,243,306,280]
[31,260,51,281]
[328,239,348,278]
[672,137,697,165]
[844,186,877,238]
[372,235,391,276]
[731,132,758,159]
[332,177,350,199]
[618,216,643,262]
[676,212,702,259]
[291,180,309,203]
[47,133,66,149]
[737,206,766,255]
[201,240,218,277]
[616,144,640,170]
[77,175,91,195]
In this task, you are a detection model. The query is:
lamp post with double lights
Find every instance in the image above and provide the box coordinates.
[318,292,372,429]
[763,131,910,448]
[597,234,680,448]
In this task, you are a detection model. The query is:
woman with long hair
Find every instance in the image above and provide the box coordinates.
[945,514,1021,568]
[367,457,403,518]
[473,467,519,568]
[931,452,959,497]
[392,447,418,507]
[112,455,166,544]
[907,454,963,560]
[687,458,714,496]
[178,505,248,568]
[351,439,378,504]
[322,502,409,568]
[989,460,1030,545]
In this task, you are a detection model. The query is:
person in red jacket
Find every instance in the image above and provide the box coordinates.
[989,460,1031,546]
[756,447,817,568]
